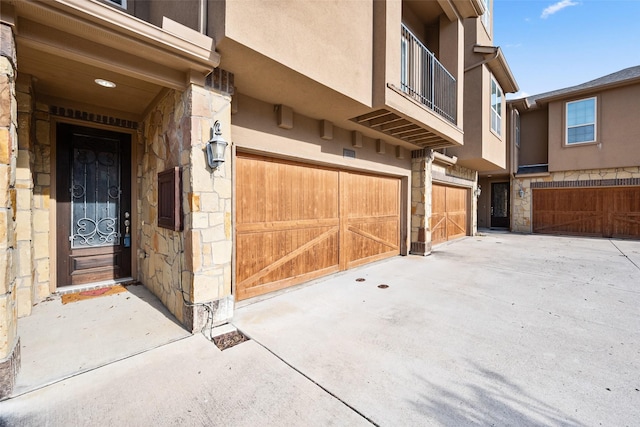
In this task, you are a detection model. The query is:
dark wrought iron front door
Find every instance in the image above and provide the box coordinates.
[56,124,131,287]
[491,182,510,228]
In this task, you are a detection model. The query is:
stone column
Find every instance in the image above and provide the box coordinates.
[183,83,233,331]
[410,149,432,255]
[0,21,20,399]
[15,76,35,317]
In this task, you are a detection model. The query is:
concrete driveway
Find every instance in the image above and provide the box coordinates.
[2,232,639,426]
[233,232,640,426]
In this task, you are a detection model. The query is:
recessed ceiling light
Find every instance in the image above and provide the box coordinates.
[95,78,116,88]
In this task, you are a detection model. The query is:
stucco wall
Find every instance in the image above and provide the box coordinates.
[518,107,548,167]
[231,93,411,176]
[547,85,640,172]
[219,0,373,107]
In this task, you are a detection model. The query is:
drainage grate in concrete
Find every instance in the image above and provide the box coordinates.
[212,330,250,351]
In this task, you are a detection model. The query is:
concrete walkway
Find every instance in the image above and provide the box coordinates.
[13,284,190,395]
[1,233,639,426]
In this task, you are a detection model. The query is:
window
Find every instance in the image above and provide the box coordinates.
[482,0,491,34]
[491,75,503,136]
[105,0,127,9]
[566,97,596,144]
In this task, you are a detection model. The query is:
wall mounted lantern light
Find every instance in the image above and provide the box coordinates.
[206,120,228,170]
[474,185,482,199]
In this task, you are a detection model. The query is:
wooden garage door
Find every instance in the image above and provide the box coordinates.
[236,154,400,300]
[533,187,640,238]
[431,184,468,245]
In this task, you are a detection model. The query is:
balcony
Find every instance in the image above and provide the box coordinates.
[400,24,456,124]
[353,20,462,150]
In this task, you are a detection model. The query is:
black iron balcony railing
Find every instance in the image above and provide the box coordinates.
[400,24,457,124]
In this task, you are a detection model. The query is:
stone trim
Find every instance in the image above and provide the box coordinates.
[411,148,430,159]
[410,241,431,256]
[49,106,138,130]
[0,337,20,399]
[205,69,235,96]
[432,171,474,188]
[531,178,640,189]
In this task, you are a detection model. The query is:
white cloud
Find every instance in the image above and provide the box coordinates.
[541,0,579,19]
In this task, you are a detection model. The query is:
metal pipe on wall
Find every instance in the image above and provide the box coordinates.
[199,0,207,34]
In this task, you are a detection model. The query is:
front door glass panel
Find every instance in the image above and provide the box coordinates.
[71,138,121,248]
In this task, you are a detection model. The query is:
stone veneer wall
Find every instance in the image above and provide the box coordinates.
[14,77,34,317]
[30,102,52,304]
[0,21,20,399]
[410,150,432,255]
[139,89,187,326]
[139,84,232,332]
[14,77,51,317]
[410,149,478,255]
[512,167,640,233]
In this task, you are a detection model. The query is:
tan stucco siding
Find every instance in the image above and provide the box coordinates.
[548,85,640,172]
[222,0,373,106]
[518,108,548,166]
[231,94,410,176]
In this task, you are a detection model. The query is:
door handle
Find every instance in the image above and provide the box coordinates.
[123,212,131,247]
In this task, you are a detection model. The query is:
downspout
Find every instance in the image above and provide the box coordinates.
[199,0,207,34]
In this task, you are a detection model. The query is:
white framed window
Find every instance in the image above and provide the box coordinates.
[491,75,503,136]
[566,97,596,144]
[105,0,127,9]
[482,0,491,34]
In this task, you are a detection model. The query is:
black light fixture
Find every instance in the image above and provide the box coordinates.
[206,120,228,170]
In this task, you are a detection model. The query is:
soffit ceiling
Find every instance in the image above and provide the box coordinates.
[9,1,218,120]
[17,41,163,117]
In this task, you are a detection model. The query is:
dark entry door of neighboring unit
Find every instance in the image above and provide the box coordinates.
[56,124,132,287]
[491,182,510,228]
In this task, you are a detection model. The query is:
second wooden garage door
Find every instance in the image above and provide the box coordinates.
[533,187,640,238]
[236,154,401,300]
[431,184,468,245]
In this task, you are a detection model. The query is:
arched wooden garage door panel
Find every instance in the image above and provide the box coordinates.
[236,154,400,300]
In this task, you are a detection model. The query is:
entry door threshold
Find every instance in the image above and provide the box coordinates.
[55,277,136,295]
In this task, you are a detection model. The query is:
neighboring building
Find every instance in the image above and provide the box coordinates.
[0,0,518,397]
[508,66,640,238]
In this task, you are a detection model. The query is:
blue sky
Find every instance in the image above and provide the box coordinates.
[493,0,640,99]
